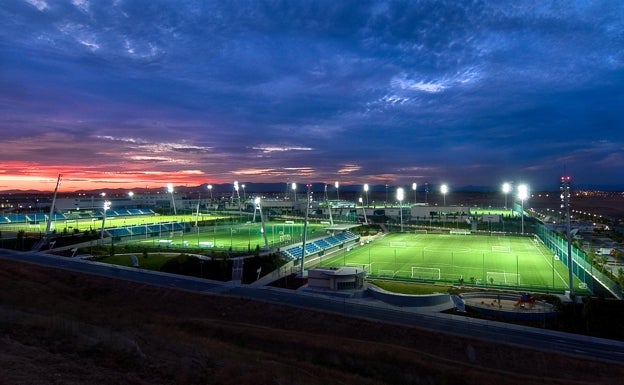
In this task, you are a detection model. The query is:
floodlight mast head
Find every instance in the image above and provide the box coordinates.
[517,184,528,201]
[167,183,174,193]
[396,187,404,202]
[128,191,134,198]
[412,182,417,190]
[364,183,369,192]
[502,182,512,209]
[440,184,448,206]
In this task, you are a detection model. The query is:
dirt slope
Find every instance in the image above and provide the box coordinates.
[0,259,621,385]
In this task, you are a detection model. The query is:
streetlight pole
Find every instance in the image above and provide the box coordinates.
[397,187,404,232]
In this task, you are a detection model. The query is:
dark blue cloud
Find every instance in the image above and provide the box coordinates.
[1,0,623,190]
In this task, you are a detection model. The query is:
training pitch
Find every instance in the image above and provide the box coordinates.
[316,232,580,291]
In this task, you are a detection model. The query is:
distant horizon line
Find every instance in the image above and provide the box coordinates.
[1,182,623,195]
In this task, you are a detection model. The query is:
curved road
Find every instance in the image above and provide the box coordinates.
[1,249,623,363]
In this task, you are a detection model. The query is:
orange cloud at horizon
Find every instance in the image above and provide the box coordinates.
[0,162,219,192]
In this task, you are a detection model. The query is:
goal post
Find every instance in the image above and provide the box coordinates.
[414,229,427,234]
[491,245,511,253]
[389,241,406,248]
[411,266,441,280]
[486,271,521,285]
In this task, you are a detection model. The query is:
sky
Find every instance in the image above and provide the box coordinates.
[1,0,624,192]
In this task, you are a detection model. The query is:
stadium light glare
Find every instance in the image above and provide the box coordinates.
[502,182,512,209]
[128,191,134,198]
[363,183,369,207]
[335,181,340,200]
[440,184,448,206]
[397,187,404,232]
[412,182,417,203]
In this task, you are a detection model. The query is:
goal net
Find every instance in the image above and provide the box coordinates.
[389,241,406,248]
[486,271,521,285]
[491,245,511,253]
[414,229,428,234]
[347,263,371,273]
[411,267,441,280]
[378,269,396,278]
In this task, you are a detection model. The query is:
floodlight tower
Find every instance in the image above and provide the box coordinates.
[359,197,368,224]
[194,190,201,227]
[385,184,389,206]
[517,184,529,234]
[233,181,242,217]
[45,174,62,235]
[397,187,404,232]
[101,199,111,240]
[207,184,213,209]
[424,182,429,203]
[335,181,340,200]
[291,182,297,212]
[167,183,177,215]
[363,183,369,207]
[299,184,312,275]
[440,184,448,206]
[502,182,512,209]
[412,182,417,204]
[325,184,334,225]
[242,183,246,200]
[254,197,269,249]
[561,175,574,297]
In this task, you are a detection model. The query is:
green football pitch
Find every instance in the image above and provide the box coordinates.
[126,220,328,251]
[316,232,580,291]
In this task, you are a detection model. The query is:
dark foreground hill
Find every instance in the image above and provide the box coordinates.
[0,259,621,385]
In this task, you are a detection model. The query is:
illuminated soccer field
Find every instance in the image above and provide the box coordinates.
[127,220,328,251]
[317,232,581,291]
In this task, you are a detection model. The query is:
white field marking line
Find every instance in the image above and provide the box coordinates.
[534,241,567,286]
[423,246,471,253]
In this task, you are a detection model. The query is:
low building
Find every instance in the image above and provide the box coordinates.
[307,266,366,291]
